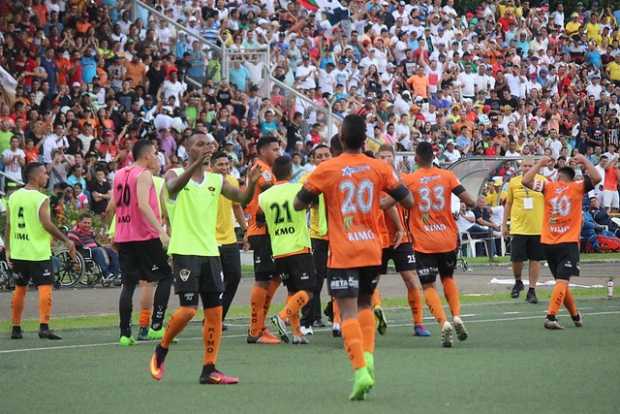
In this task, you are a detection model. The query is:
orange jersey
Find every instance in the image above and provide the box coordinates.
[402,167,462,254]
[540,180,586,245]
[303,153,403,269]
[377,212,390,248]
[246,159,274,237]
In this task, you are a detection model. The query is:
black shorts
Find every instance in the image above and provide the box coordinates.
[248,235,276,281]
[219,243,241,281]
[117,238,171,284]
[327,266,380,299]
[173,254,224,294]
[275,253,315,292]
[311,238,328,278]
[380,243,416,274]
[414,250,458,284]
[511,235,545,262]
[12,259,53,286]
[543,243,580,280]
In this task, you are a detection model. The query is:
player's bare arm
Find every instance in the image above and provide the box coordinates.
[502,197,512,237]
[165,151,209,198]
[294,186,318,211]
[574,153,602,186]
[385,205,405,248]
[222,163,261,207]
[523,157,550,190]
[136,170,168,244]
[39,199,76,258]
[455,188,476,208]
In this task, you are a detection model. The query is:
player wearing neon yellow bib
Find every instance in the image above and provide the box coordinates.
[299,144,331,333]
[7,162,77,340]
[150,133,261,385]
[259,156,316,345]
[211,152,247,324]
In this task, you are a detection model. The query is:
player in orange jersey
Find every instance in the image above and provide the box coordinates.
[398,142,476,348]
[522,154,601,329]
[376,144,430,337]
[294,115,413,400]
[245,136,283,345]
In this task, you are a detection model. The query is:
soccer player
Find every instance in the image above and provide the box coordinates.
[400,142,476,348]
[137,165,168,340]
[111,140,173,346]
[260,156,315,344]
[522,154,600,329]
[150,133,261,384]
[246,136,283,345]
[211,151,247,324]
[8,162,77,340]
[502,158,545,304]
[294,115,413,400]
[376,144,430,337]
[300,144,331,335]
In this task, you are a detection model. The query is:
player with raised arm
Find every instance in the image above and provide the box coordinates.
[294,115,413,400]
[260,156,316,344]
[111,140,173,346]
[522,154,601,329]
[8,162,77,340]
[246,136,283,345]
[400,142,477,348]
[150,133,261,384]
[376,144,430,337]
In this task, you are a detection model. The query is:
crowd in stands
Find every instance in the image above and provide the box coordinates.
[1,0,620,254]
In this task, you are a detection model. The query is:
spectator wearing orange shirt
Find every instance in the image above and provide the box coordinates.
[407,66,429,101]
[124,55,147,88]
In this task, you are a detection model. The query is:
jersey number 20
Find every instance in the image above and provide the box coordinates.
[339,179,373,214]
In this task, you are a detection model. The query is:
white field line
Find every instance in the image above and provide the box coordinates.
[1,310,619,355]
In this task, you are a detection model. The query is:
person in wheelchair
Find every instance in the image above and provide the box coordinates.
[67,213,120,280]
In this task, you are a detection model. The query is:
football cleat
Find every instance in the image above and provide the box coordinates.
[270,315,290,343]
[147,328,165,340]
[119,336,136,346]
[332,322,342,337]
[39,329,62,340]
[246,333,281,344]
[453,316,468,341]
[149,344,168,381]
[349,367,374,401]
[200,366,239,384]
[364,352,375,382]
[11,326,23,339]
[137,327,149,341]
[292,335,309,345]
[544,316,564,330]
[572,312,583,328]
[300,326,314,336]
[414,324,431,337]
[511,280,524,298]
[374,306,388,336]
[440,321,454,348]
[526,289,538,304]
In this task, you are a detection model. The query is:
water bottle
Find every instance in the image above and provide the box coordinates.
[608,278,614,299]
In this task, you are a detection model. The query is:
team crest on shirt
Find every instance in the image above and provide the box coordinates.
[208,186,216,191]
[343,216,353,230]
[179,269,191,282]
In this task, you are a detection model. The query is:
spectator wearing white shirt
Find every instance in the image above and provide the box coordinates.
[295,55,317,91]
[586,75,603,101]
[42,125,69,164]
[159,70,187,107]
[457,63,477,100]
[442,140,461,163]
[2,136,25,183]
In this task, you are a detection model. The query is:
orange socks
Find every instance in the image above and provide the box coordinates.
[38,285,52,324]
[333,298,341,325]
[279,291,310,336]
[341,319,366,370]
[139,308,151,329]
[161,306,196,348]
[407,287,424,325]
[547,281,568,317]
[249,286,267,337]
[423,286,447,325]
[563,286,578,317]
[262,278,281,327]
[203,306,223,366]
[371,290,382,308]
[357,308,375,353]
[11,285,26,326]
[441,277,461,317]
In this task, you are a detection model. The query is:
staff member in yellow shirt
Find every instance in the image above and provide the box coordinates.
[607,54,620,85]
[502,158,545,304]
[211,151,247,326]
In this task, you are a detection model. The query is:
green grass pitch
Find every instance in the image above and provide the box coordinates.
[2,297,620,414]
